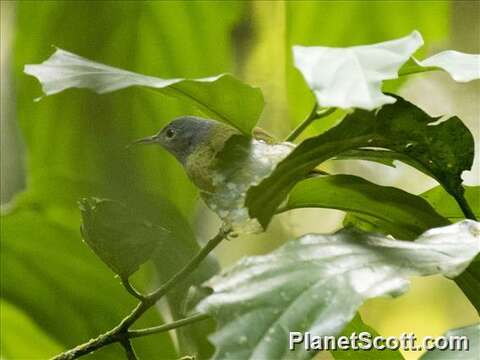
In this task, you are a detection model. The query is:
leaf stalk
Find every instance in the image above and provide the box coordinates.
[285,104,336,142]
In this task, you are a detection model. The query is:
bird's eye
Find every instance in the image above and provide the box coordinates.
[165,128,176,139]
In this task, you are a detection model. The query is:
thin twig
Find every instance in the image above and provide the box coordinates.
[117,226,231,331]
[285,105,336,142]
[120,339,138,360]
[121,277,146,301]
[128,313,210,339]
[398,65,438,77]
[51,226,231,360]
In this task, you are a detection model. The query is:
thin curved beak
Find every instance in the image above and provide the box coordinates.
[126,134,159,149]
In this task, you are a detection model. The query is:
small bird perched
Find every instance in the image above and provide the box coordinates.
[134,116,294,232]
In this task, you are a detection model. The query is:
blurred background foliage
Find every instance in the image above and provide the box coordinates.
[1,1,479,359]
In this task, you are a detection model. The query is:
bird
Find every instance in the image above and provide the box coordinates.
[133,116,294,232]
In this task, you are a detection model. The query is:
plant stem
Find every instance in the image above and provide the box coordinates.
[121,277,146,301]
[120,339,138,360]
[51,331,118,360]
[51,226,231,360]
[285,105,336,142]
[128,313,210,339]
[118,226,231,330]
[454,193,478,221]
[398,65,438,77]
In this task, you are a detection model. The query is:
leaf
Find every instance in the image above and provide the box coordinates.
[79,198,168,278]
[282,175,449,239]
[455,264,480,315]
[246,95,474,228]
[198,221,480,360]
[332,314,404,360]
[415,51,480,82]
[14,2,246,357]
[334,149,398,168]
[1,207,177,360]
[420,323,479,360]
[0,300,63,359]
[285,1,450,126]
[419,185,480,314]
[345,184,480,313]
[292,31,423,110]
[421,186,480,221]
[24,48,264,135]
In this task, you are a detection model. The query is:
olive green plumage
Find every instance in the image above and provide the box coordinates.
[134,116,241,192]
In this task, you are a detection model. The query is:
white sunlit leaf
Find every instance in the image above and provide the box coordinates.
[24,48,264,135]
[24,48,219,96]
[293,30,424,110]
[198,220,480,359]
[416,50,480,82]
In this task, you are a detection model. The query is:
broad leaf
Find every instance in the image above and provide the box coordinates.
[14,2,246,357]
[345,185,480,313]
[420,323,479,360]
[415,51,480,82]
[282,175,448,239]
[198,221,480,360]
[334,149,398,168]
[0,207,176,360]
[24,48,263,135]
[246,96,474,228]
[0,300,63,359]
[285,2,449,127]
[332,314,404,360]
[421,186,479,221]
[292,31,423,110]
[420,186,480,314]
[79,198,168,278]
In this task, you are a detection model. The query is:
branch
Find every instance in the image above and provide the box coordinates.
[398,64,438,77]
[117,225,231,331]
[121,277,146,301]
[285,104,336,142]
[128,313,210,339]
[454,192,478,221]
[51,226,231,360]
[120,339,138,360]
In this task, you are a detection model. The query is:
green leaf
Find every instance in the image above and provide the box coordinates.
[345,185,480,313]
[79,198,168,278]
[420,323,479,360]
[13,2,245,357]
[282,174,449,239]
[24,48,263,135]
[0,300,63,359]
[332,314,404,360]
[420,185,480,314]
[334,149,398,168]
[454,264,480,315]
[198,221,480,359]
[246,95,474,228]
[0,207,176,360]
[421,186,480,221]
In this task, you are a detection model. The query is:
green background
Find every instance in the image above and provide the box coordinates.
[1,1,479,359]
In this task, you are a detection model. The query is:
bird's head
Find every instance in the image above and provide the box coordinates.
[133,116,216,165]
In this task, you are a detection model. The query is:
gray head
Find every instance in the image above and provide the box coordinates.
[133,116,216,165]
